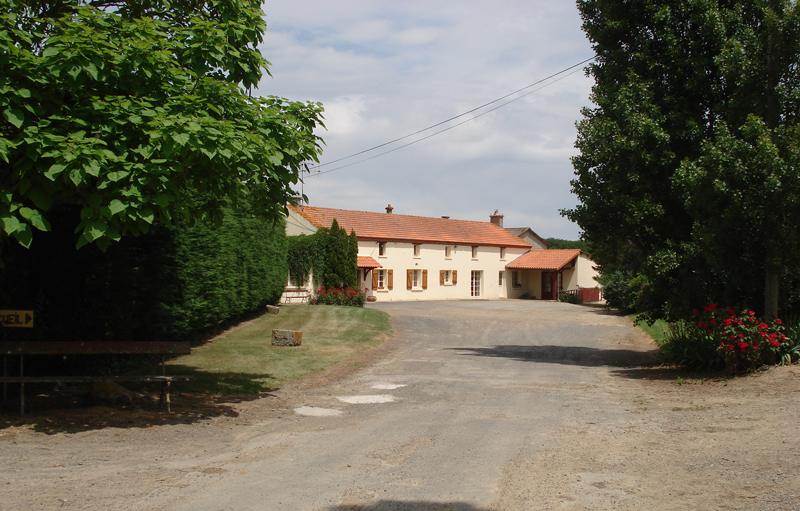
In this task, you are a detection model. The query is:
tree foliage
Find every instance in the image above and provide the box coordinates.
[286,230,327,288]
[0,0,323,249]
[545,238,589,252]
[0,205,287,341]
[567,0,800,319]
[322,219,358,289]
[287,221,359,291]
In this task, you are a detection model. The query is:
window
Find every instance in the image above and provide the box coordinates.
[471,246,478,259]
[377,269,386,289]
[470,270,482,297]
[413,243,421,257]
[378,242,387,256]
[500,247,506,260]
[512,270,521,288]
[412,269,421,289]
[499,271,504,286]
[444,270,452,285]
[445,245,453,258]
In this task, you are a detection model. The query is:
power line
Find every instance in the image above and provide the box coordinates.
[306,56,595,172]
[306,63,589,178]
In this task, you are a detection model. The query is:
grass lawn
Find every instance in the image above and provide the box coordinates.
[168,305,391,396]
[633,317,670,346]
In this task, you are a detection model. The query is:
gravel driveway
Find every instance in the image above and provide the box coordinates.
[1,300,798,510]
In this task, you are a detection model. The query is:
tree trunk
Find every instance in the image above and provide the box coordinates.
[764,261,780,319]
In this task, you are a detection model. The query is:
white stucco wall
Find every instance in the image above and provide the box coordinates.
[359,240,528,301]
[286,208,317,236]
[562,264,578,291]
[576,254,601,288]
[518,231,548,250]
[506,268,542,299]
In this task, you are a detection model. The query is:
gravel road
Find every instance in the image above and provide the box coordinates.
[1,300,798,510]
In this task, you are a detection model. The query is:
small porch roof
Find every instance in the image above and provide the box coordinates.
[357,256,382,269]
[506,249,580,271]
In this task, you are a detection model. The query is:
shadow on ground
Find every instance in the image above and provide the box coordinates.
[0,367,276,434]
[611,366,729,381]
[580,303,626,316]
[328,502,489,511]
[448,344,659,368]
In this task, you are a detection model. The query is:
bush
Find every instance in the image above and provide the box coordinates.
[558,291,579,304]
[659,320,725,370]
[0,205,287,341]
[287,220,358,291]
[659,304,798,371]
[311,287,366,307]
[598,270,649,313]
[162,209,287,338]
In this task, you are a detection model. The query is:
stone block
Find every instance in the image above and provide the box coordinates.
[272,329,303,346]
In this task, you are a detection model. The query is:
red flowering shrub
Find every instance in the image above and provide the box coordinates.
[689,305,795,371]
[310,287,365,307]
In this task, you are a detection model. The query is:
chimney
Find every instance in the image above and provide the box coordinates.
[385,203,394,214]
[489,209,504,227]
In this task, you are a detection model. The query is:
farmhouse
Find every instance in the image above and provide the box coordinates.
[285,204,601,302]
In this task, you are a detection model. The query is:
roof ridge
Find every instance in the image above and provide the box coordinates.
[298,205,504,227]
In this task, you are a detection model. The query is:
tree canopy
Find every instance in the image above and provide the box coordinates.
[567,0,800,319]
[545,238,589,252]
[1,0,323,249]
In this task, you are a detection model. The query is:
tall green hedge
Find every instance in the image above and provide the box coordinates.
[0,205,286,341]
[286,220,358,291]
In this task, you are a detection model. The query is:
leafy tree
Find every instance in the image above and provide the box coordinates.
[566,0,800,319]
[0,1,323,249]
[545,238,589,252]
[320,220,357,289]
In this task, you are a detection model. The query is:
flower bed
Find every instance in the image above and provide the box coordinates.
[311,287,366,307]
[687,304,799,371]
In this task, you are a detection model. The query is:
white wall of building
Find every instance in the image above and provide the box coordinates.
[286,208,317,236]
[518,231,548,250]
[506,268,542,299]
[359,240,528,301]
[576,254,601,288]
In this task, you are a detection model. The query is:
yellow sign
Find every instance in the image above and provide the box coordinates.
[0,310,34,328]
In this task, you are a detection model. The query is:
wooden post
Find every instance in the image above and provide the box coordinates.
[19,354,24,417]
[2,355,6,407]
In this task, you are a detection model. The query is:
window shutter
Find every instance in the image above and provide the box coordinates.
[452,270,458,285]
[406,269,413,290]
[372,270,379,289]
[439,270,445,285]
[387,270,393,290]
[422,270,428,289]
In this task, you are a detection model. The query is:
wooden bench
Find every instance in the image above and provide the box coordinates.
[282,287,311,304]
[0,341,191,416]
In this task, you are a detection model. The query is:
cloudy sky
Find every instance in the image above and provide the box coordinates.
[257,1,594,239]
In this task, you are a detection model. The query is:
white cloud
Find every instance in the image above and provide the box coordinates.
[259,0,594,238]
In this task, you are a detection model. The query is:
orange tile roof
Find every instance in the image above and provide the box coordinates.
[505,249,581,271]
[291,205,531,248]
[357,256,381,269]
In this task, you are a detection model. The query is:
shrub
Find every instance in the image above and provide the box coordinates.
[660,304,797,371]
[287,220,358,291]
[597,270,649,313]
[558,291,579,304]
[660,320,725,370]
[0,205,287,341]
[311,287,366,307]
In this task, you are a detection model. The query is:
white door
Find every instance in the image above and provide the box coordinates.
[470,270,482,297]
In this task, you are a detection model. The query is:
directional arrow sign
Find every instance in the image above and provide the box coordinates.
[0,310,34,328]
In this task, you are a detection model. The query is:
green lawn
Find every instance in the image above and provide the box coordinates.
[168,305,391,396]
[634,317,670,346]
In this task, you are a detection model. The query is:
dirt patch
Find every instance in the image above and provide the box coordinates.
[493,365,800,511]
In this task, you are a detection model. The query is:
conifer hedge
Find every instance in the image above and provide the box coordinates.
[0,206,287,341]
